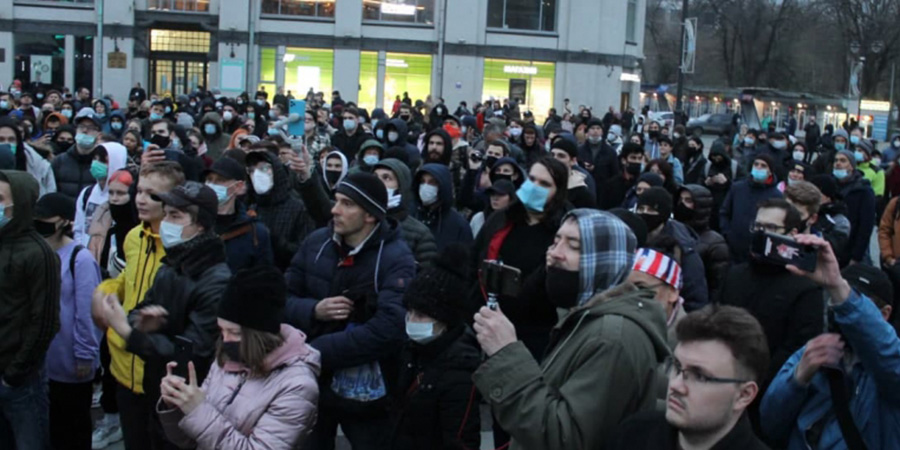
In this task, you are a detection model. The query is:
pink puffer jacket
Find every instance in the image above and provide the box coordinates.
[159,324,321,450]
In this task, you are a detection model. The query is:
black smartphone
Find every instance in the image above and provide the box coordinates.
[751,232,817,272]
[172,336,193,379]
[480,260,522,299]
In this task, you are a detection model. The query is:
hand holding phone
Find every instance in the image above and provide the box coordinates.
[751,232,817,272]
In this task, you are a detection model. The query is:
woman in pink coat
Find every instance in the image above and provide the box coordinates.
[158,266,321,450]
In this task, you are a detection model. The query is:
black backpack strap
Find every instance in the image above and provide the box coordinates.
[81,184,95,212]
[69,245,85,280]
[824,367,868,450]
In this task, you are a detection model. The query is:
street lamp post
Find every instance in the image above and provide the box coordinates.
[674,0,689,126]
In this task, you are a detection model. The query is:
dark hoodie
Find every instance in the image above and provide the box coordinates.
[719,171,783,263]
[520,122,544,166]
[839,171,877,262]
[248,152,315,269]
[384,118,422,168]
[0,170,61,386]
[215,203,275,273]
[414,164,474,252]
[199,112,230,160]
[108,110,127,139]
[680,185,729,301]
[422,128,453,166]
[704,142,745,232]
[375,158,438,268]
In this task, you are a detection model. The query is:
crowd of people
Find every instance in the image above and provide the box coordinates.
[1,78,899,450]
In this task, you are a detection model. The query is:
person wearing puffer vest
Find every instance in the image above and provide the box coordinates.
[159,266,321,450]
[374,158,438,269]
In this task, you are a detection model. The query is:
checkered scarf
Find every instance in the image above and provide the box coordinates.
[563,209,638,306]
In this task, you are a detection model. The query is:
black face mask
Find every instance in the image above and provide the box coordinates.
[150,134,171,149]
[222,341,242,363]
[491,173,513,184]
[546,266,581,309]
[325,170,342,186]
[109,203,135,226]
[626,162,642,176]
[673,202,695,223]
[648,130,660,140]
[639,212,667,232]
[33,220,59,237]
[484,156,499,169]
[400,114,411,121]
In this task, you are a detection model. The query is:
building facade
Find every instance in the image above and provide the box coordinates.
[2,0,645,118]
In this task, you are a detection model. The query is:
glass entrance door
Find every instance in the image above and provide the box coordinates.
[150,58,208,97]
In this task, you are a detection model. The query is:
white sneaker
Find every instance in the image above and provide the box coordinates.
[92,417,123,449]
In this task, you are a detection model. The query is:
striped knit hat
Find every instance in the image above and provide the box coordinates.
[632,248,682,290]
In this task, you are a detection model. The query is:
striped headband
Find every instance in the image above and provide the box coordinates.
[632,248,682,290]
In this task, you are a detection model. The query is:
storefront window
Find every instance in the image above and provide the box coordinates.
[258,47,276,96]
[74,36,93,92]
[15,34,67,89]
[261,0,334,18]
[384,53,431,107]
[147,0,209,12]
[284,48,333,99]
[482,58,554,123]
[363,0,434,25]
[487,0,556,32]
[358,51,379,113]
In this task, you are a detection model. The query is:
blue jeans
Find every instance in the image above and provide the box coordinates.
[0,371,50,450]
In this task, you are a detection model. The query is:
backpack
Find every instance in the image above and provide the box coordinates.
[80,184,95,212]
[69,245,85,280]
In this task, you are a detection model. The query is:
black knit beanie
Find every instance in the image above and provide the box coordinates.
[638,186,674,219]
[403,244,470,327]
[336,171,388,221]
[218,265,286,334]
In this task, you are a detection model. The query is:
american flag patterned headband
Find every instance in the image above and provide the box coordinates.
[632,248,683,290]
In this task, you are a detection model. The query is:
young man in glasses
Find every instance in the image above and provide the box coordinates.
[717,198,823,435]
[609,305,770,450]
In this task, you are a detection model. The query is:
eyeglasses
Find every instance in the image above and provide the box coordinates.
[664,357,748,385]
[749,222,785,233]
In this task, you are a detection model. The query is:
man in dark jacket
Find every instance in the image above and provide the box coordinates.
[284,172,415,450]
[548,138,596,209]
[601,142,644,209]
[332,107,372,164]
[203,157,274,272]
[704,142,745,232]
[52,109,101,199]
[99,181,231,449]
[413,164,473,252]
[0,170,60,450]
[804,115,820,157]
[720,154,783,262]
[246,151,315,270]
[833,149,876,264]
[577,117,620,197]
[198,112,230,161]
[382,118,421,168]
[636,187,709,311]
[609,306,770,450]
[676,184,729,302]
[718,198,823,433]
[374,158,438,268]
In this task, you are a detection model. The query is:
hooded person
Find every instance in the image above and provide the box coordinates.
[413,163,474,252]
[246,150,315,269]
[422,127,454,167]
[814,128,848,175]
[0,118,56,197]
[108,110,127,140]
[704,141,745,232]
[199,111,230,160]
[353,138,384,174]
[320,150,349,199]
[374,158,438,268]
[675,184,729,301]
[833,148,877,264]
[622,172,664,210]
[73,142,128,248]
[720,153,783,262]
[854,138,885,198]
[472,208,670,450]
[0,170,61,450]
[93,98,113,134]
[53,109,105,199]
[383,118,422,168]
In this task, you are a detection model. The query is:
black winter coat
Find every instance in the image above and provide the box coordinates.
[51,146,93,199]
[215,207,275,273]
[332,127,373,164]
[838,171,877,262]
[391,325,482,450]
[577,141,620,197]
[682,184,729,301]
[609,410,769,450]
[659,220,709,311]
[124,234,231,404]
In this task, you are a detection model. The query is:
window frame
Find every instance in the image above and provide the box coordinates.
[260,0,335,19]
[361,0,436,26]
[486,0,557,33]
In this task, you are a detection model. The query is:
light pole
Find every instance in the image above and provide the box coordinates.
[850,39,884,120]
[674,0,689,126]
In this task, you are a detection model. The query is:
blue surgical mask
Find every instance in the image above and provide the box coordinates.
[750,167,768,182]
[75,132,96,149]
[150,113,162,121]
[343,119,356,131]
[744,137,755,146]
[204,124,217,135]
[111,122,123,130]
[0,101,8,109]
[850,135,860,145]
[406,318,438,344]
[854,151,866,162]
[206,182,230,205]
[164,106,172,114]
[90,160,108,180]
[835,142,846,151]
[267,127,280,136]
[0,203,11,229]
[516,179,550,212]
[159,220,192,248]
[363,154,379,166]
[833,168,849,179]
[7,143,16,155]
[376,129,384,140]
[247,112,256,120]
[61,109,73,119]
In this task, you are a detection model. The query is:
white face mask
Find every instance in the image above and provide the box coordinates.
[386,187,402,209]
[222,111,233,122]
[509,127,522,137]
[419,184,439,206]
[252,169,274,194]
[388,131,400,143]
[793,151,805,161]
[673,132,681,139]
[159,220,194,249]
[406,317,438,344]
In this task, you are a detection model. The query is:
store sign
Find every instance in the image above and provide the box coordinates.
[30,55,52,83]
[503,65,537,75]
[620,73,641,82]
[381,2,416,15]
[108,52,127,69]
[861,100,890,112]
[386,58,408,68]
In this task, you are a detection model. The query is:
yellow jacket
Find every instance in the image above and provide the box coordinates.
[97,223,165,394]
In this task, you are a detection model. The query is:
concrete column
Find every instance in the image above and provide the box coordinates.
[102,37,133,100]
[375,50,385,109]
[275,45,286,90]
[333,48,360,104]
[65,35,75,93]
[0,32,12,86]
